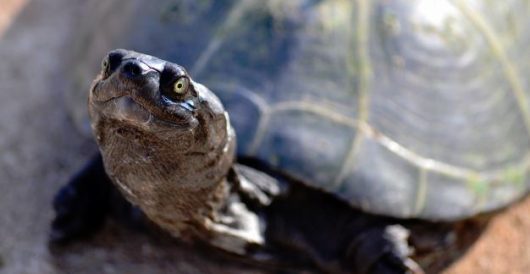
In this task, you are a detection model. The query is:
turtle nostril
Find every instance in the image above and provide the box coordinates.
[107,50,126,72]
[122,61,145,78]
[101,50,126,78]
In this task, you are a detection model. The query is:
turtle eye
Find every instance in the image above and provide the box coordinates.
[174,77,189,94]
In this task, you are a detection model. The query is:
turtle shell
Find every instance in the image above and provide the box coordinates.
[68,0,530,221]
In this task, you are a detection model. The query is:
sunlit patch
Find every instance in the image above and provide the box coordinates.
[0,0,29,37]
[411,0,465,49]
[316,0,353,32]
[414,0,459,28]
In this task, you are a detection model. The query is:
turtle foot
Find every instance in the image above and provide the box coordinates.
[346,225,424,274]
[50,155,111,244]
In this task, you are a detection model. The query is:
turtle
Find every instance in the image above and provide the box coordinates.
[51,0,530,273]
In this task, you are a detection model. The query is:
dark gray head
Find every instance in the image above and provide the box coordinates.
[88,49,235,212]
[89,49,226,142]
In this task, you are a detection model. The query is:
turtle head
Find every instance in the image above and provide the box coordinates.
[88,49,235,192]
[89,49,226,140]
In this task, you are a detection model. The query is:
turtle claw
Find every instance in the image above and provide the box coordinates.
[379,225,424,274]
[403,258,424,274]
[370,252,424,274]
[232,164,283,207]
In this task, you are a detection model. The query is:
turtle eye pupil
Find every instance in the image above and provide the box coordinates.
[173,77,189,94]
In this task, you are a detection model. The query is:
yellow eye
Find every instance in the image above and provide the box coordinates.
[173,78,189,94]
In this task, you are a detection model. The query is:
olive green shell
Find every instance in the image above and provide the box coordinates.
[69,0,530,221]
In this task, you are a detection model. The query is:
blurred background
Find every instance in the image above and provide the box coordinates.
[0,0,529,273]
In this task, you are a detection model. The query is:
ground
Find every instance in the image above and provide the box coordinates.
[0,0,528,273]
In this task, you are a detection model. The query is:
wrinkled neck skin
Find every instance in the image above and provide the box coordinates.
[89,77,236,239]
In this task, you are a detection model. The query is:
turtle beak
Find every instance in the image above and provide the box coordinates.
[99,48,166,82]
[91,49,163,103]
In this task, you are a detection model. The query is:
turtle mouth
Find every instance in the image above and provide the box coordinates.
[99,95,152,125]
[90,77,199,130]
[90,87,198,129]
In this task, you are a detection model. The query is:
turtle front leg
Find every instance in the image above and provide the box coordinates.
[202,165,282,255]
[203,194,266,255]
[50,154,112,244]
